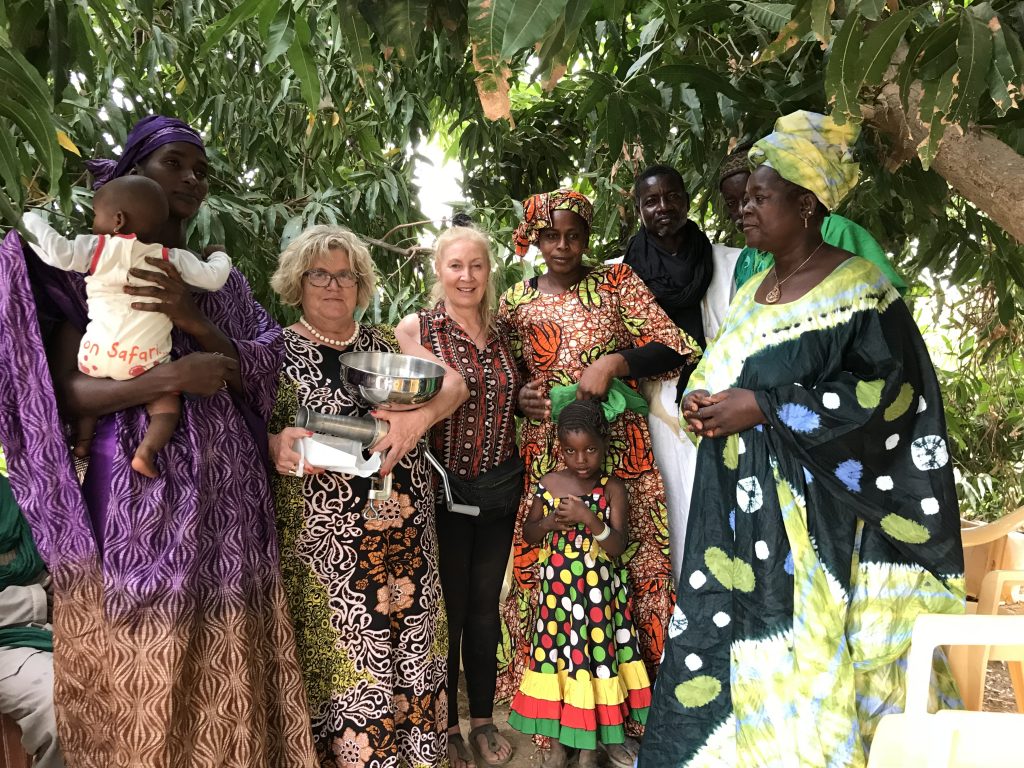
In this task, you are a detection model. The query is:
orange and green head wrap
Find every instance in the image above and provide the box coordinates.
[513,188,594,257]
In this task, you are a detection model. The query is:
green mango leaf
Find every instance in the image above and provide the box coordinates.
[997,285,1015,324]
[262,5,295,65]
[578,72,616,115]
[0,189,21,230]
[917,21,959,81]
[948,7,994,126]
[287,16,321,111]
[1001,17,1024,82]
[741,2,796,33]
[1002,246,1024,289]
[501,0,571,59]
[918,64,956,170]
[756,4,812,64]
[624,43,663,81]
[0,50,62,196]
[337,0,378,87]
[850,0,885,22]
[468,0,512,67]
[809,0,832,45]
[199,0,271,58]
[899,24,938,111]
[562,0,592,44]
[824,10,862,124]
[639,15,664,47]
[0,124,21,200]
[605,93,626,160]
[651,64,746,101]
[987,16,1020,116]
[257,0,278,39]
[0,125,23,225]
[0,46,52,105]
[679,3,735,28]
[381,0,429,62]
[536,14,568,74]
[858,9,915,88]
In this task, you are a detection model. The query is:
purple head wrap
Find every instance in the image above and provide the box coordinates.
[85,115,205,190]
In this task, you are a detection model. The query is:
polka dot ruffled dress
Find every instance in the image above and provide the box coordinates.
[508,476,651,749]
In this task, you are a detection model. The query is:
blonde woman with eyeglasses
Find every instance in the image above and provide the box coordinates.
[266,224,468,768]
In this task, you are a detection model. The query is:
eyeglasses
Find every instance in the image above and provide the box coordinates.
[303,269,359,289]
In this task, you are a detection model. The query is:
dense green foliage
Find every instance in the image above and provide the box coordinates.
[1,0,1022,516]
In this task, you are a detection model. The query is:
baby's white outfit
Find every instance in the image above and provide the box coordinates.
[23,212,232,380]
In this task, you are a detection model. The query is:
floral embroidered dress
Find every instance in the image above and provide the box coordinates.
[270,326,448,768]
[509,476,651,748]
[496,263,699,704]
[640,259,964,768]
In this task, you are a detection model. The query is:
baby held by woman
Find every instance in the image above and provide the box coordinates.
[22,175,231,477]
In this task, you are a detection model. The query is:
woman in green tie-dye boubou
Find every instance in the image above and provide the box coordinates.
[639,112,964,768]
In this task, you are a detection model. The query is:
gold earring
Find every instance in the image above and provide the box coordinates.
[802,210,810,229]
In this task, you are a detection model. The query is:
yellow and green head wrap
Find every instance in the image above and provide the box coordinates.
[748,111,860,211]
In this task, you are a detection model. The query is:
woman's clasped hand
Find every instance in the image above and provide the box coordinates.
[681,387,766,438]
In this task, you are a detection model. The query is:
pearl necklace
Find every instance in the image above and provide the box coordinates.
[299,316,359,347]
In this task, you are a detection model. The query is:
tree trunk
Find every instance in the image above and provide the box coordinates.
[863,81,1024,244]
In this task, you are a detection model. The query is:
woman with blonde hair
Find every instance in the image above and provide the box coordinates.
[395,225,525,768]
[267,224,468,767]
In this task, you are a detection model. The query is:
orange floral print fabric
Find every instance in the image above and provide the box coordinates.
[496,264,698,712]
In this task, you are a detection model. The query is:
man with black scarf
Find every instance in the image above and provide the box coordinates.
[624,165,720,395]
[620,164,739,582]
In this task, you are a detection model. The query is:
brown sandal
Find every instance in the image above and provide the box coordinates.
[604,739,639,768]
[469,723,514,766]
[448,733,474,768]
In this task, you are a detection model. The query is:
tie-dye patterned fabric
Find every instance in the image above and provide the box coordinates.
[749,111,860,212]
[640,258,964,768]
[0,231,317,767]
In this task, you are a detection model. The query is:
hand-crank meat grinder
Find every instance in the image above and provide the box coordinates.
[293,351,480,516]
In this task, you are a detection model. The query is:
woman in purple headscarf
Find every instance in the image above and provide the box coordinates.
[0,116,317,767]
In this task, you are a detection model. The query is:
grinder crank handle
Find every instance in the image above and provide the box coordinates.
[422,447,480,517]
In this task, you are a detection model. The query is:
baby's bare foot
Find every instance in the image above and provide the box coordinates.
[131,450,159,478]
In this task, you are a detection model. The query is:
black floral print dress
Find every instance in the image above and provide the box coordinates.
[270,326,448,768]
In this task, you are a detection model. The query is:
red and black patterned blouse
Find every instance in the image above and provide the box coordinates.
[418,304,524,480]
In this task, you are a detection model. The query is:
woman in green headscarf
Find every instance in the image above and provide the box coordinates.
[719,113,907,294]
[0,451,63,767]
[640,112,963,768]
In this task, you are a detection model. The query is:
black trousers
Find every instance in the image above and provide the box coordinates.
[436,504,516,727]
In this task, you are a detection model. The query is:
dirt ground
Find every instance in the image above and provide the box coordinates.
[984,600,1023,713]
[454,605,1021,768]
[453,688,621,768]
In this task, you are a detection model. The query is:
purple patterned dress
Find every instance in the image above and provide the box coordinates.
[0,230,316,767]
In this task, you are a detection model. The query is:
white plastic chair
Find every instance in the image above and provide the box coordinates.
[948,569,1024,712]
[867,614,1024,768]
[961,505,1024,601]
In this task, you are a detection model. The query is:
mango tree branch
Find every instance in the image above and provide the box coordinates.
[863,81,1024,244]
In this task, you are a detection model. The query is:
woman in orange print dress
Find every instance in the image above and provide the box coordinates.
[496,189,700,765]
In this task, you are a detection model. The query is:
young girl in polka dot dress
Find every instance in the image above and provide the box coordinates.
[509,400,651,768]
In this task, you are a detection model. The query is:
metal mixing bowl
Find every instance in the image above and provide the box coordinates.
[338,351,445,408]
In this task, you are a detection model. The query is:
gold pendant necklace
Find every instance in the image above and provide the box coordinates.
[765,241,825,304]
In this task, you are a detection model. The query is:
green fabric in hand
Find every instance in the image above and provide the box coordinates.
[549,380,649,423]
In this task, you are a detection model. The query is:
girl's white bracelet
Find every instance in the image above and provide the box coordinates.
[593,523,612,542]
